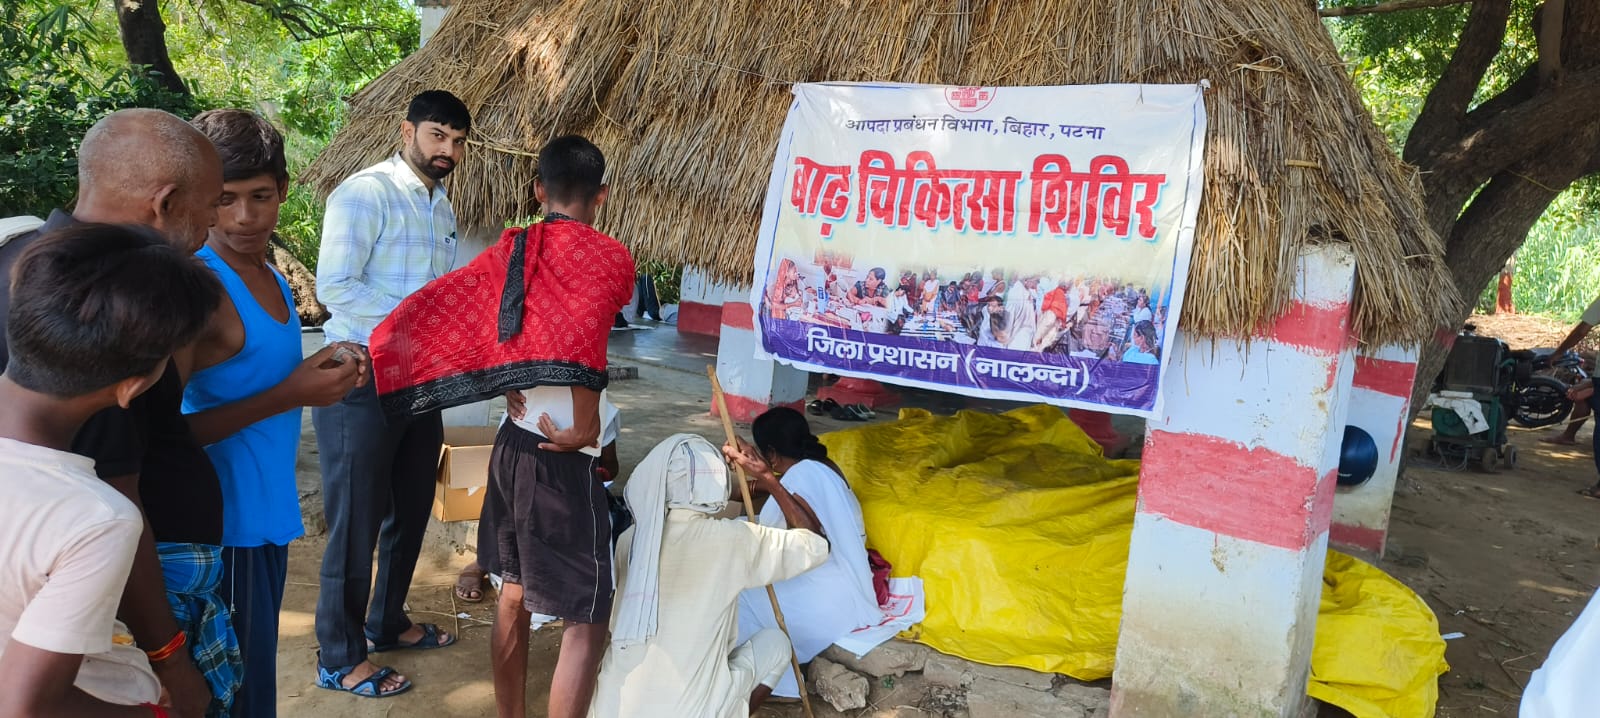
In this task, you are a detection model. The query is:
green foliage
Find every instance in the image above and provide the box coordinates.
[1,2,201,215]
[158,0,418,268]
[1476,192,1600,318]
[1323,0,1542,148]
[276,180,327,272]
[641,261,682,305]
[1324,1,1541,97]
[1341,54,1425,147]
[277,7,418,142]
[0,0,415,270]
[158,0,417,142]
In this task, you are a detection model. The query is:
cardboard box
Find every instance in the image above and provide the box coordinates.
[433,426,500,522]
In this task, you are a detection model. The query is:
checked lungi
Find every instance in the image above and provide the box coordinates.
[158,542,244,717]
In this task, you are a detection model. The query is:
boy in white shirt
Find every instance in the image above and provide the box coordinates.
[0,223,221,716]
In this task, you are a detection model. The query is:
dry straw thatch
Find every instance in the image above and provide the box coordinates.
[303,0,1458,345]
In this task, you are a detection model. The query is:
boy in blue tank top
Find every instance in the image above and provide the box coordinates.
[184,110,369,716]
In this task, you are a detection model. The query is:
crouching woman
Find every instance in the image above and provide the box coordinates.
[723,407,881,700]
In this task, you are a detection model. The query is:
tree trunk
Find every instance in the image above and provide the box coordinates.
[268,235,330,326]
[1401,0,1600,415]
[115,0,189,96]
[1409,130,1600,413]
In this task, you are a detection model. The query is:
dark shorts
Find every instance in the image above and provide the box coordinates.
[486,421,613,624]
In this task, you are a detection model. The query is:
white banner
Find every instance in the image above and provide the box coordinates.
[750,82,1207,417]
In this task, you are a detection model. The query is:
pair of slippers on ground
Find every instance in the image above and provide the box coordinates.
[316,571,484,698]
[808,397,875,421]
[315,624,456,698]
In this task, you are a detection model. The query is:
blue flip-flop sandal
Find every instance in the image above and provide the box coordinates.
[316,662,412,698]
[368,622,457,653]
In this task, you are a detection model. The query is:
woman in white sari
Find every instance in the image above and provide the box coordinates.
[723,407,881,700]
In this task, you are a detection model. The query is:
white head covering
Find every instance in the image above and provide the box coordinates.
[612,433,730,647]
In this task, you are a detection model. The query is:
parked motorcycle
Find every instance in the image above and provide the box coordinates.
[1509,348,1591,428]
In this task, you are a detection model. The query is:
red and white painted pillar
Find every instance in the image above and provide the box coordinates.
[678,268,735,338]
[713,298,808,423]
[1111,246,1357,717]
[1330,345,1419,559]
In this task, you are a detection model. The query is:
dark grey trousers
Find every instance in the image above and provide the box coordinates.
[312,382,442,668]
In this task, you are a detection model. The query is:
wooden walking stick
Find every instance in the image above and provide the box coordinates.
[708,366,816,718]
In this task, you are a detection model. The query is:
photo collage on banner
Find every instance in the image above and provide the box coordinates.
[751,82,1208,416]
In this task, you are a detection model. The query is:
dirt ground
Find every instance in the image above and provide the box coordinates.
[1375,313,1599,717]
[1381,420,1598,717]
[273,322,1600,717]
[1467,310,1600,356]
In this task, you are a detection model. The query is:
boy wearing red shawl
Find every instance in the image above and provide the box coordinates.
[369,135,634,718]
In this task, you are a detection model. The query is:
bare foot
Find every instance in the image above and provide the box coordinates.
[1540,435,1579,446]
[455,563,487,603]
[341,661,409,694]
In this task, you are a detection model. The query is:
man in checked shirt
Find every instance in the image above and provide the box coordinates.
[310,90,469,699]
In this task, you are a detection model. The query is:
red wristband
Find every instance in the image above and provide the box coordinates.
[143,704,169,718]
[145,631,187,664]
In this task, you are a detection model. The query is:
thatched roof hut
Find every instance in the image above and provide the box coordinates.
[303,0,1457,345]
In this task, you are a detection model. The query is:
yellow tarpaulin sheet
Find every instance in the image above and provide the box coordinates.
[821,405,1448,718]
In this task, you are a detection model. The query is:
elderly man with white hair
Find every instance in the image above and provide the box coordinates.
[590,434,830,718]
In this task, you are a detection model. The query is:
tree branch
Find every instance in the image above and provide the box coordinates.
[1464,67,1539,122]
[1579,157,1600,185]
[1563,0,1600,67]
[1427,100,1592,241]
[1539,0,1567,86]
[1451,64,1600,172]
[1404,1,1514,168]
[1319,0,1471,17]
[1445,126,1597,282]
[1421,65,1600,237]
[1460,1,1597,140]
[1587,137,1600,175]
[234,0,407,43]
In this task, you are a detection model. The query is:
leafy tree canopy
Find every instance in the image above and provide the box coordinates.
[0,0,417,266]
[1322,0,1597,224]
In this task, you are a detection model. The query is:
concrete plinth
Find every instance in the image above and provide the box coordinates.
[1331,345,1419,559]
[713,299,807,422]
[679,268,739,338]
[1111,246,1357,717]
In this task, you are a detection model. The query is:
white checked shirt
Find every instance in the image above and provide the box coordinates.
[316,154,458,345]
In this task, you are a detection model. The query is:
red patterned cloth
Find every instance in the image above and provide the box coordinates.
[371,218,635,416]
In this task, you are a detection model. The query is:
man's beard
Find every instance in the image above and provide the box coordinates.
[406,142,456,180]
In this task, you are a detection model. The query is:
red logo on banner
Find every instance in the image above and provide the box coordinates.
[945,86,996,113]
